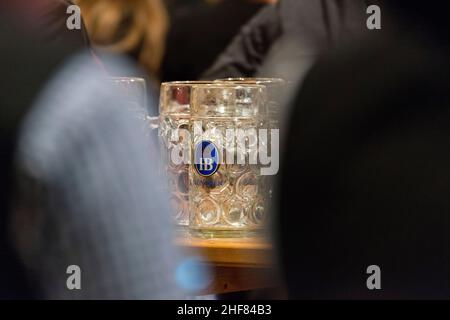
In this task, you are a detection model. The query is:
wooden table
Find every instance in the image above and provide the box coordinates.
[176,236,277,295]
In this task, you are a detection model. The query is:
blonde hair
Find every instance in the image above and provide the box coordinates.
[76,0,169,77]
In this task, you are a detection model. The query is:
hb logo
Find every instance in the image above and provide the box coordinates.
[195,140,220,177]
[199,158,213,171]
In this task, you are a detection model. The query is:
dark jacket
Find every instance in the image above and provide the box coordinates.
[278,5,450,298]
[202,0,372,80]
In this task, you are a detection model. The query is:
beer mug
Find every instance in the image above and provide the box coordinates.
[189,84,268,237]
[159,81,213,228]
[109,77,148,120]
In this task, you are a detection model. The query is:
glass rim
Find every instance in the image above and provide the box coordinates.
[161,80,215,87]
[190,83,267,90]
[109,76,146,83]
[215,77,285,85]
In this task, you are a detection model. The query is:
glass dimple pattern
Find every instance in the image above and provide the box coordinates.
[189,84,269,236]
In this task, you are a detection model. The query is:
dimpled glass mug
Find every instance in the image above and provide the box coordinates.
[109,77,148,120]
[159,81,213,228]
[188,84,269,238]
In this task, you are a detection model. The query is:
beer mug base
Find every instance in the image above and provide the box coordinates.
[188,227,265,239]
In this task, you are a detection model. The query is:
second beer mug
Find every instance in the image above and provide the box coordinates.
[189,84,268,238]
[159,81,212,228]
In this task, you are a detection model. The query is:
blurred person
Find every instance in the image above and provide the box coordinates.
[277,1,450,299]
[1,7,183,299]
[12,54,183,299]
[202,0,374,80]
[161,0,268,81]
[76,0,169,82]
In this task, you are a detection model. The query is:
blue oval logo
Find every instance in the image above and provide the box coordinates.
[194,140,220,177]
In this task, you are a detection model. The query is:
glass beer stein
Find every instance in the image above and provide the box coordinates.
[109,77,148,119]
[189,84,268,238]
[159,81,213,228]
